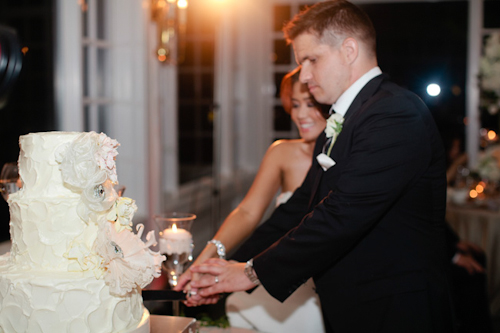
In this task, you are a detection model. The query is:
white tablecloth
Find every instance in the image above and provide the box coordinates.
[446,204,500,317]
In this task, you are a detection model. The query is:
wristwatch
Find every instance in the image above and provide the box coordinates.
[244,259,261,286]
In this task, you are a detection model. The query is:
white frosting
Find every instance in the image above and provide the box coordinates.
[0,256,145,333]
[0,132,162,333]
[8,196,97,271]
[14,132,82,199]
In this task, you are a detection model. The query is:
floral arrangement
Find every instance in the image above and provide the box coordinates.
[58,131,165,296]
[474,144,500,182]
[479,32,500,115]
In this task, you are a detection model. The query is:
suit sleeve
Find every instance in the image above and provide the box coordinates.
[230,134,326,262]
[253,92,445,301]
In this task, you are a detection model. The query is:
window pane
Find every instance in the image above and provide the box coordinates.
[201,73,214,99]
[96,0,106,39]
[83,46,89,97]
[179,137,196,163]
[274,105,291,131]
[98,105,109,133]
[201,104,214,130]
[179,105,196,131]
[273,5,291,32]
[484,1,500,28]
[97,48,108,97]
[274,72,287,98]
[84,105,91,131]
[201,136,213,163]
[201,41,214,66]
[81,4,88,37]
[178,74,196,99]
[273,39,291,65]
[183,41,195,66]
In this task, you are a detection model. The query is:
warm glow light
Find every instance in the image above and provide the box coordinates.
[488,130,497,141]
[426,83,441,96]
[177,0,188,8]
[476,184,484,194]
[172,223,178,232]
[470,189,478,199]
[21,47,28,55]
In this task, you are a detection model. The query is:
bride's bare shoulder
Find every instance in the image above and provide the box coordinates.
[268,139,304,157]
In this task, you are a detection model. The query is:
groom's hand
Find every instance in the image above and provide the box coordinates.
[189,259,256,297]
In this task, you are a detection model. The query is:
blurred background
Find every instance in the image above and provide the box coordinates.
[0,0,499,323]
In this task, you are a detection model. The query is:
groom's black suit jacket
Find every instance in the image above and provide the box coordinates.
[232,74,454,332]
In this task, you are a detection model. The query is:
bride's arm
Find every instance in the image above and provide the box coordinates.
[193,141,288,265]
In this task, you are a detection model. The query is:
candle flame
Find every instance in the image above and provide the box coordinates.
[172,223,178,232]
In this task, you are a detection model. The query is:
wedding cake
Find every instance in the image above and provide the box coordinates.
[0,131,165,333]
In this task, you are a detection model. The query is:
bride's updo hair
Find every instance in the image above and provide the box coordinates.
[280,67,322,115]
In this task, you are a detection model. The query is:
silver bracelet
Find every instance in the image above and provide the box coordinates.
[244,259,260,286]
[207,239,226,259]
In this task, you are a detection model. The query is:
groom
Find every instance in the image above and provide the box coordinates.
[176,1,454,331]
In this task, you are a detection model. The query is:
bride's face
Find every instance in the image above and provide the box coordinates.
[290,81,326,143]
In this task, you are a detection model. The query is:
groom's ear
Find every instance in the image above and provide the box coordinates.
[341,37,358,65]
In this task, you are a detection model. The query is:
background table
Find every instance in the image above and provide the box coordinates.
[446,204,500,317]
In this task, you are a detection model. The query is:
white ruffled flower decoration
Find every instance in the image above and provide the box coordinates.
[56,132,120,224]
[96,133,120,183]
[107,197,138,232]
[77,179,118,224]
[56,132,117,190]
[94,222,166,296]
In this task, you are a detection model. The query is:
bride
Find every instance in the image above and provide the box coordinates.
[185,66,327,332]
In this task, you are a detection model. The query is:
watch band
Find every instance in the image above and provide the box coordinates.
[244,259,261,286]
[207,239,226,259]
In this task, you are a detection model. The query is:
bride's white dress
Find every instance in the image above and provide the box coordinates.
[226,192,325,333]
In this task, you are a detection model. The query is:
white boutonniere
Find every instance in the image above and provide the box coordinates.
[316,113,344,171]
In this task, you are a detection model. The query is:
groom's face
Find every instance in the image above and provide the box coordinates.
[293,32,350,105]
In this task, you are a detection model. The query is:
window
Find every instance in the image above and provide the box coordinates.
[271,3,310,141]
[81,0,111,133]
[177,4,216,184]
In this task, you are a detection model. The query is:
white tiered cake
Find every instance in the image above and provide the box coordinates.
[0,132,165,333]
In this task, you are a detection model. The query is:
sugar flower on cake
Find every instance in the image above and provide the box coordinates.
[77,179,118,224]
[95,132,120,183]
[107,197,138,232]
[56,132,119,190]
[94,222,165,296]
[56,132,121,224]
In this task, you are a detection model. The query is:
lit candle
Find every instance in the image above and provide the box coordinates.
[159,223,193,255]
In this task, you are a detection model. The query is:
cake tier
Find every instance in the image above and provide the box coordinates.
[8,196,96,270]
[0,256,144,333]
[16,132,81,198]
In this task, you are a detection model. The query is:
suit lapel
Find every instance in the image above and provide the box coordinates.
[307,74,387,209]
[308,132,327,210]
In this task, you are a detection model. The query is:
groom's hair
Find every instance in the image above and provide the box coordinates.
[283,0,376,57]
